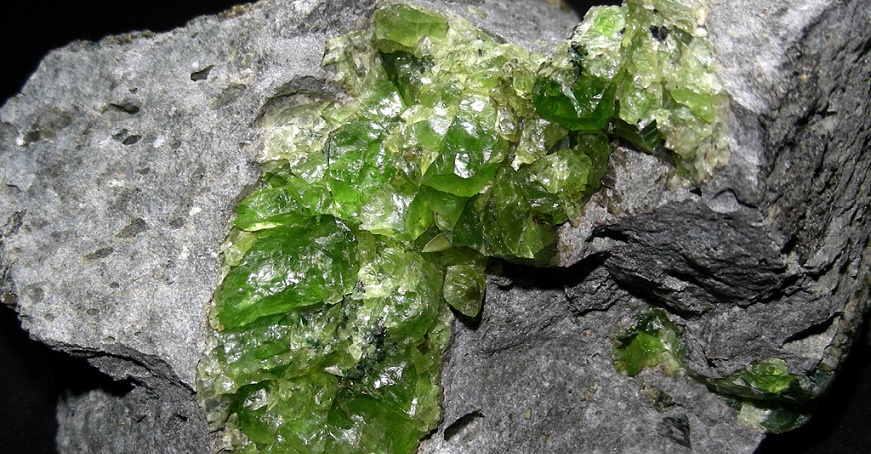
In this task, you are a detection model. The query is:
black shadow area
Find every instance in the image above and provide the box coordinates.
[566,0,623,17]
[0,304,132,454]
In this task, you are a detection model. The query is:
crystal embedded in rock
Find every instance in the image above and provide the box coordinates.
[534,2,729,178]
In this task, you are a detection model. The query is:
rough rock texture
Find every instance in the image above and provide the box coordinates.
[0,0,868,453]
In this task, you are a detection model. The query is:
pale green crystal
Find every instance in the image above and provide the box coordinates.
[534,1,729,178]
[443,264,486,317]
[710,359,823,434]
[612,308,686,376]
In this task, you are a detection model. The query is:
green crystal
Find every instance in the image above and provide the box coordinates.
[373,3,449,52]
[733,359,798,396]
[613,308,686,376]
[215,217,359,330]
[233,174,332,231]
[702,359,836,410]
[705,359,813,433]
[736,402,810,434]
[443,264,485,317]
[441,247,488,318]
[200,1,732,452]
[533,1,729,178]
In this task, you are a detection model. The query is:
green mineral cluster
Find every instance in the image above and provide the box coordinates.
[198,1,730,452]
[707,359,834,433]
[534,0,729,178]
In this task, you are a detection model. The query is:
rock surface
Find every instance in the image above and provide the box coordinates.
[0,0,868,453]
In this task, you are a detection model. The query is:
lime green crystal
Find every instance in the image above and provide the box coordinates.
[703,359,829,433]
[613,308,686,376]
[199,1,731,452]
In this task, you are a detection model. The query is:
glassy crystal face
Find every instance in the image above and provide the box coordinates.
[198,1,730,452]
[704,359,833,433]
[613,308,686,377]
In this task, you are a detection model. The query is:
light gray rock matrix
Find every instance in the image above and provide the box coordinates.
[0,0,868,452]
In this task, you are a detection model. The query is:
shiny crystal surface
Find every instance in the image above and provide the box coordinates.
[613,308,685,377]
[534,1,729,178]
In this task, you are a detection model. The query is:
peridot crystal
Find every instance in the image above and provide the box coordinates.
[704,359,826,433]
[534,1,729,178]
[198,1,730,452]
[613,308,686,376]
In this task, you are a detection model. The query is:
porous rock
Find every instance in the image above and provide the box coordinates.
[0,0,868,452]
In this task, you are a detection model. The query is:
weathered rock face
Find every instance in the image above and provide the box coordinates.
[0,0,868,453]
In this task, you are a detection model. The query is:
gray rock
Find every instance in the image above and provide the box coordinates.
[0,0,868,453]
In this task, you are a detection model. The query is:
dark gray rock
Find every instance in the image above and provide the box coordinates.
[0,0,868,453]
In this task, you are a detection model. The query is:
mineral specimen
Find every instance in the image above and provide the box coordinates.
[197,1,728,452]
[2,0,866,451]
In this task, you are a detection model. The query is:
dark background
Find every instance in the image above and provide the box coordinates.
[1,1,869,453]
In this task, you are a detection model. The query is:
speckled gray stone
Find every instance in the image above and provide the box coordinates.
[0,0,869,453]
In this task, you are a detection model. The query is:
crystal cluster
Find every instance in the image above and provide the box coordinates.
[705,358,833,433]
[197,1,729,452]
[535,1,729,178]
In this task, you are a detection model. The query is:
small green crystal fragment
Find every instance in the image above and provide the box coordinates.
[221,229,257,270]
[373,3,449,52]
[443,264,485,317]
[704,359,804,402]
[707,359,821,433]
[613,308,685,376]
[741,359,797,395]
[735,400,810,434]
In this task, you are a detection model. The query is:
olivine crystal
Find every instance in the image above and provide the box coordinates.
[613,308,686,377]
[533,1,729,178]
[704,359,832,433]
[198,1,730,452]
